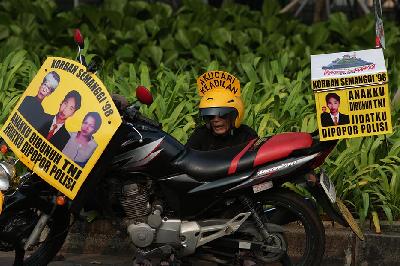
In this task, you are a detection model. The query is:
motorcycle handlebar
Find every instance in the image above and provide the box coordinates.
[125,106,161,128]
[136,112,162,128]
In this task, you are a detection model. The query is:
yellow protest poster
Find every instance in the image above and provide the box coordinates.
[311,49,392,141]
[0,57,122,199]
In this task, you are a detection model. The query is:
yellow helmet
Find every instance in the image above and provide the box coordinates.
[199,88,244,128]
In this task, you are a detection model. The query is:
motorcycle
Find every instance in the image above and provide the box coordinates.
[0,32,363,266]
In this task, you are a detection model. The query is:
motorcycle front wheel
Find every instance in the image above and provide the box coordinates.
[249,189,325,266]
[0,205,70,266]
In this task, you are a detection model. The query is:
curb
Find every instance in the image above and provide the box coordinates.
[60,219,400,265]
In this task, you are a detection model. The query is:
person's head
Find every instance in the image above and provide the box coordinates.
[56,90,82,123]
[322,106,327,112]
[325,93,340,115]
[199,88,244,136]
[37,71,60,101]
[80,112,102,139]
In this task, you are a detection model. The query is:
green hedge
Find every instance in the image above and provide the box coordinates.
[0,0,399,226]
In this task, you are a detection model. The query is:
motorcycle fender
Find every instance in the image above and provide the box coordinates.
[0,190,53,246]
[307,185,347,226]
[1,190,52,216]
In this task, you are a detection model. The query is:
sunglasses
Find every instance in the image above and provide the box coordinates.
[203,113,230,121]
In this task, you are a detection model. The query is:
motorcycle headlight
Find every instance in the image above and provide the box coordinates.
[0,161,15,191]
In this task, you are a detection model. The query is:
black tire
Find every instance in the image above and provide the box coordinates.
[22,207,70,266]
[0,206,70,266]
[253,189,325,266]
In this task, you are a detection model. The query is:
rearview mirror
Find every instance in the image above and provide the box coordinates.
[74,29,84,49]
[136,86,153,105]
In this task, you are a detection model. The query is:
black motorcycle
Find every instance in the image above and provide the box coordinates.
[0,33,362,266]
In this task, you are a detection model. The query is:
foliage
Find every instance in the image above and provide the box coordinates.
[0,0,399,225]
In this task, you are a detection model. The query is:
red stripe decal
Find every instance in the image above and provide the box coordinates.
[228,139,257,175]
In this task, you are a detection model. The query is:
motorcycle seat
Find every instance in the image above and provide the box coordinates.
[252,132,313,167]
[173,132,313,181]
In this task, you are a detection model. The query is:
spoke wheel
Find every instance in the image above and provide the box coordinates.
[249,189,325,266]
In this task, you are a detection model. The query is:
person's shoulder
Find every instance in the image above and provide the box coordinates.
[43,113,53,121]
[191,125,209,135]
[22,95,35,102]
[340,112,349,118]
[340,113,350,122]
[186,125,209,149]
[87,138,98,150]
[321,112,330,118]
[238,124,258,136]
[19,96,35,108]
[239,124,253,130]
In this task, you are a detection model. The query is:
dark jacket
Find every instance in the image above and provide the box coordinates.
[18,96,48,129]
[321,112,350,127]
[186,124,258,151]
[38,115,71,151]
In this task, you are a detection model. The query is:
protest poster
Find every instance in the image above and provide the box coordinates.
[0,57,122,199]
[311,49,392,141]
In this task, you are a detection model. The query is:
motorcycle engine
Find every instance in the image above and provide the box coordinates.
[109,179,155,247]
[120,182,151,220]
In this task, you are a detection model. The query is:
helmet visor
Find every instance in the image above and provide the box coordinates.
[200,107,237,121]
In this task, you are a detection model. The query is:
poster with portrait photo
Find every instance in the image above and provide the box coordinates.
[0,57,122,199]
[314,83,392,141]
[311,49,392,141]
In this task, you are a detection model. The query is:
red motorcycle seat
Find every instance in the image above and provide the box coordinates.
[253,132,313,167]
[174,132,313,180]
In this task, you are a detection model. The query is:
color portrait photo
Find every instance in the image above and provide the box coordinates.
[320,92,350,127]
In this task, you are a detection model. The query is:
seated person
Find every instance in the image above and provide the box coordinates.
[186,71,257,151]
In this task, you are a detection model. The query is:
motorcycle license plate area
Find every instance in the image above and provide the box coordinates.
[319,171,336,203]
[320,172,365,240]
[252,181,273,194]
[336,198,365,240]
[0,57,122,199]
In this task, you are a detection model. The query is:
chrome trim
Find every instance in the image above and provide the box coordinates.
[0,161,15,179]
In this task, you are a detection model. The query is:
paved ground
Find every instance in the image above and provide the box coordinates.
[0,252,132,266]
[0,252,216,266]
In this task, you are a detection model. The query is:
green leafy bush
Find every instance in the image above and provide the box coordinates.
[0,0,399,225]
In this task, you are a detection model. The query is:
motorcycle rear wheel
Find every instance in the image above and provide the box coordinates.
[251,189,325,266]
